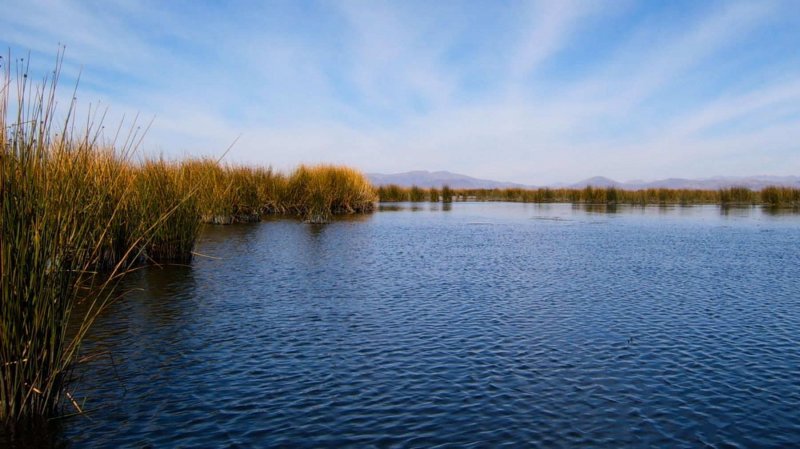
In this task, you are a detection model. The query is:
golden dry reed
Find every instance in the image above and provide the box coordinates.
[284,164,376,223]
[179,160,375,224]
[0,51,154,424]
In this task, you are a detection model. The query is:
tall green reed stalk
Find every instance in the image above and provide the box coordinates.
[0,51,195,424]
[2,52,120,423]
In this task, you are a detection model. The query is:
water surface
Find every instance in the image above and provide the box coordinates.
[46,204,800,447]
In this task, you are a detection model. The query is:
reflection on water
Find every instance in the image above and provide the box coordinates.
[720,204,759,217]
[16,203,800,448]
[0,420,67,449]
[573,203,619,214]
[380,202,454,212]
[377,204,405,212]
[378,201,797,217]
[760,206,800,216]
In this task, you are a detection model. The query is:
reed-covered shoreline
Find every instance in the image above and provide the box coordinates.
[0,53,375,425]
[376,184,800,207]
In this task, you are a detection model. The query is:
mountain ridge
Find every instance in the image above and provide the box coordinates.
[367,171,529,189]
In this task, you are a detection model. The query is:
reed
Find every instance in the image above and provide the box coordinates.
[130,159,200,263]
[179,158,233,224]
[1,51,381,425]
[441,185,453,203]
[251,166,288,216]
[179,161,375,223]
[719,186,755,205]
[179,161,277,223]
[285,164,376,223]
[377,184,408,202]
[409,185,426,202]
[0,52,146,423]
[760,186,800,207]
[373,184,799,207]
[84,148,139,270]
[0,52,202,425]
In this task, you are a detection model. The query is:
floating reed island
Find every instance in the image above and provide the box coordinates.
[377,184,800,207]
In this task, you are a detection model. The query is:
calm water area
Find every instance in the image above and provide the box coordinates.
[15,203,800,447]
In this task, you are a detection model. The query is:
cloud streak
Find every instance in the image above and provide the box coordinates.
[2,0,799,184]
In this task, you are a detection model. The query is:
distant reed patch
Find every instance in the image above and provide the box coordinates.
[373,185,800,207]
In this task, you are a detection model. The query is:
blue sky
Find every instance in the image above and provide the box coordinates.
[3,0,800,184]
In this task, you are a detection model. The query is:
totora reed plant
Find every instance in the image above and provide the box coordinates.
[0,52,198,425]
[1,52,129,423]
[373,184,800,207]
[409,185,426,202]
[1,50,379,425]
[285,164,376,223]
[130,158,201,263]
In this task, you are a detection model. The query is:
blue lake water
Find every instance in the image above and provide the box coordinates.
[43,203,800,447]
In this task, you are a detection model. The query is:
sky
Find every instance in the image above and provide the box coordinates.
[2,0,800,184]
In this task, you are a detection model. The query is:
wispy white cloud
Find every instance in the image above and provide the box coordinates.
[2,0,799,184]
[334,1,458,112]
[509,0,601,82]
[591,1,775,110]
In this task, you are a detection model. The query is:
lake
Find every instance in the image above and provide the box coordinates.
[34,203,800,447]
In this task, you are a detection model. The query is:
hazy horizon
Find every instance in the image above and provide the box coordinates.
[3,0,800,184]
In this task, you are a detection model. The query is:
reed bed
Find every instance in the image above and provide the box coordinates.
[374,185,800,207]
[409,185,426,202]
[376,184,409,202]
[761,186,800,207]
[428,187,440,202]
[178,160,375,224]
[130,159,201,263]
[1,53,377,425]
[0,53,146,424]
[441,185,454,203]
[179,159,284,224]
[284,164,377,223]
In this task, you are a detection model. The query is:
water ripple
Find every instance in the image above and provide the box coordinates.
[38,204,800,448]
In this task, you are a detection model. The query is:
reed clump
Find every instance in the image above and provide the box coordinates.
[409,185,426,202]
[178,161,375,223]
[179,160,287,224]
[179,158,234,224]
[719,186,755,205]
[130,159,200,263]
[441,185,453,203]
[1,52,380,425]
[760,186,800,207]
[377,184,408,202]
[285,164,377,223]
[0,53,151,423]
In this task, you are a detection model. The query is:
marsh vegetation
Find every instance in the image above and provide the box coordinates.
[376,184,800,207]
[0,54,375,425]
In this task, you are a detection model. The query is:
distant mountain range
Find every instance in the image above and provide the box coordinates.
[562,175,800,190]
[367,171,529,189]
[366,171,800,190]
